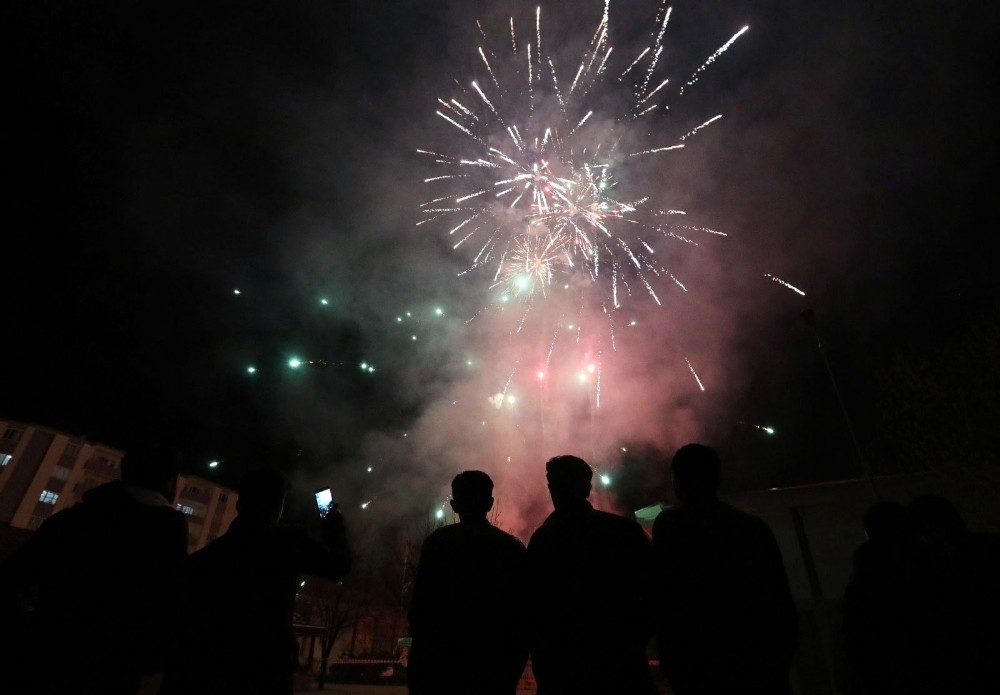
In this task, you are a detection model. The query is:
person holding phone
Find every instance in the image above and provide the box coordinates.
[314,487,335,518]
[167,467,351,695]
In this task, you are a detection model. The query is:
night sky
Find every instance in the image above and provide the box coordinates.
[6,1,998,533]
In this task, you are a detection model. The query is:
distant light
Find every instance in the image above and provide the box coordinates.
[411,335,418,341]
[587,364,596,374]
[208,460,220,469]
[247,366,257,374]
[567,324,574,330]
[600,474,612,486]
[434,307,444,316]
[507,395,517,405]
[360,362,368,370]
[300,581,306,587]
[764,426,776,435]
[403,433,408,437]
[288,358,302,368]
[537,371,545,380]
[578,373,588,383]
[406,311,412,317]
[233,289,241,295]
[361,501,370,509]
[621,447,627,452]
[500,294,510,303]
[367,366,375,373]
[564,284,570,290]
[514,275,530,290]
[435,509,444,519]
[320,298,329,305]
[366,466,373,473]
[396,316,403,322]
[629,320,637,326]
[467,360,474,366]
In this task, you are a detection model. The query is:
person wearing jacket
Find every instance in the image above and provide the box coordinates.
[0,444,188,695]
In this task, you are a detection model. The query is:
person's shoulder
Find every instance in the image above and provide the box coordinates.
[653,504,684,525]
[593,508,642,531]
[527,518,557,549]
[719,501,763,523]
[24,503,85,544]
[422,523,459,546]
[710,502,775,541]
[486,524,527,551]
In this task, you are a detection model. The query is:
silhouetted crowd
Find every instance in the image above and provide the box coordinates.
[1,443,998,695]
[843,495,1000,695]
[0,448,350,695]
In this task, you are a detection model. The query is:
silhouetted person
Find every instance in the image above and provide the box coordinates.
[167,467,350,695]
[908,494,1000,695]
[408,470,528,695]
[527,455,657,695]
[843,500,932,695]
[0,444,188,695]
[652,444,797,695]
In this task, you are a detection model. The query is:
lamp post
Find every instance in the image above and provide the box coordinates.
[801,308,878,498]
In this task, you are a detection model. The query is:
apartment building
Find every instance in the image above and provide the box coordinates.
[176,475,238,550]
[0,418,237,552]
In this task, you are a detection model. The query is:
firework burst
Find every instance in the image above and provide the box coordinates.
[420,1,749,402]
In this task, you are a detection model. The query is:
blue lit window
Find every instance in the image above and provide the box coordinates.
[39,490,59,504]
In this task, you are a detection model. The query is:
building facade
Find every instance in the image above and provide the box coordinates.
[0,418,237,552]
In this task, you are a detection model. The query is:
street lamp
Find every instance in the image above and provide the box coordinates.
[801,308,877,497]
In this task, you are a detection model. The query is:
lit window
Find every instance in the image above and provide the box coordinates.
[176,504,195,515]
[1,454,11,467]
[51,466,72,480]
[39,490,59,505]
[2,428,24,441]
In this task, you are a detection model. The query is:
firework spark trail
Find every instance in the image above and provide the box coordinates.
[679,114,723,141]
[638,78,670,105]
[640,3,672,96]
[479,47,502,91]
[620,48,650,80]
[596,361,602,408]
[629,144,684,157]
[546,329,559,365]
[680,25,750,95]
[685,358,706,391]
[764,273,807,296]
[677,225,728,236]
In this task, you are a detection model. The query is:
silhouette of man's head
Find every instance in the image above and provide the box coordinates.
[236,467,287,523]
[862,500,912,542]
[546,455,593,509]
[671,443,720,504]
[450,470,494,521]
[908,494,967,542]
[121,445,181,502]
